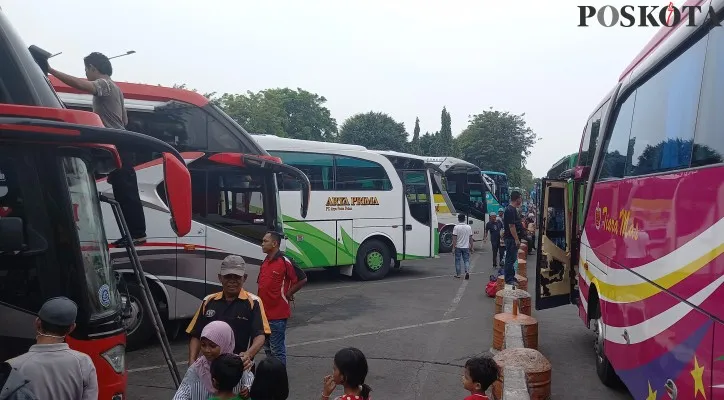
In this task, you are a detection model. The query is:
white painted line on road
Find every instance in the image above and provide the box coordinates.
[302,271,488,294]
[127,318,463,374]
[286,317,462,348]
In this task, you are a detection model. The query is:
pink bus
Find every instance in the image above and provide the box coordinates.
[536,0,724,398]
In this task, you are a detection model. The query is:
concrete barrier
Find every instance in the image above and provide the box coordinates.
[488,242,551,400]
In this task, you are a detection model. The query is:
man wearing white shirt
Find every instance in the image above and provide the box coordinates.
[452,213,474,279]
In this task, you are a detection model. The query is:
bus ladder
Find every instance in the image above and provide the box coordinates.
[101,194,182,388]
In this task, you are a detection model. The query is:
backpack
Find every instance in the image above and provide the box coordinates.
[485,275,498,297]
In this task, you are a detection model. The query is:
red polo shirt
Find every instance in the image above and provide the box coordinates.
[257,252,306,320]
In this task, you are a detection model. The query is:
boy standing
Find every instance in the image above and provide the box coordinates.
[461,356,499,400]
[209,354,248,400]
[452,213,474,279]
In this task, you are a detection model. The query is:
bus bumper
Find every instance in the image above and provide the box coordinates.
[67,333,127,399]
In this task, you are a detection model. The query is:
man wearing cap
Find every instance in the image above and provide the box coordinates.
[186,255,271,369]
[257,231,308,366]
[7,297,98,400]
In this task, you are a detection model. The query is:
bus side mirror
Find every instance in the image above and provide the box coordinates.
[161,153,192,237]
[573,166,590,181]
[0,217,25,252]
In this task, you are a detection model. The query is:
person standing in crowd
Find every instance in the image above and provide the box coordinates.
[186,255,270,370]
[497,209,506,266]
[525,213,537,254]
[452,213,474,279]
[175,321,252,400]
[7,297,98,400]
[503,191,524,285]
[322,347,372,400]
[461,356,499,400]
[49,53,146,246]
[249,357,290,400]
[483,212,502,268]
[257,231,308,366]
[0,362,37,400]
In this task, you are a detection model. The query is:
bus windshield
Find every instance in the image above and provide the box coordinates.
[62,156,119,319]
[0,147,119,327]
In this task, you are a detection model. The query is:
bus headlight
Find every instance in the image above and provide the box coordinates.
[101,344,126,374]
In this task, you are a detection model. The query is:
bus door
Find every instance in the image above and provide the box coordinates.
[535,178,578,310]
[400,169,432,257]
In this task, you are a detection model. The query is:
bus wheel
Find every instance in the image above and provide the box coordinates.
[592,308,619,387]
[354,239,391,281]
[122,281,162,351]
[439,226,454,253]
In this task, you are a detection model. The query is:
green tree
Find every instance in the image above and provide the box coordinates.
[419,132,438,156]
[216,88,338,141]
[436,107,454,155]
[338,112,408,151]
[456,108,538,177]
[509,167,534,191]
[407,117,422,155]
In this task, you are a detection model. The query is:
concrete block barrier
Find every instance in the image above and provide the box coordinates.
[487,242,551,400]
[495,289,531,316]
[517,259,527,278]
[495,275,528,293]
[491,348,552,400]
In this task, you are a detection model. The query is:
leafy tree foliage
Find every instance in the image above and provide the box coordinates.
[216,88,338,141]
[339,112,408,151]
[457,109,538,181]
[407,117,422,155]
[436,107,454,155]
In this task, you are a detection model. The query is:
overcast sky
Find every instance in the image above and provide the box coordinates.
[3,0,660,177]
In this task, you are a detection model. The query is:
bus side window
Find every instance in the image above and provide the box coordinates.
[269,151,334,191]
[207,117,243,152]
[334,156,392,191]
[625,34,707,177]
[692,26,724,167]
[598,94,635,181]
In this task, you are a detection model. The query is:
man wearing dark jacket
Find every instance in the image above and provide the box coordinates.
[0,362,37,400]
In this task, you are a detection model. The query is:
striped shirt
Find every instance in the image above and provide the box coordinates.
[172,365,253,400]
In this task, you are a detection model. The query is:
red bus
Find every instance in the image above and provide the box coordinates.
[535,0,724,398]
[0,10,192,399]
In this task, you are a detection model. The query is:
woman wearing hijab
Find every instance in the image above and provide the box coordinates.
[173,321,252,400]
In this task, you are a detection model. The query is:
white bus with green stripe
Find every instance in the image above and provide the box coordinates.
[252,135,439,280]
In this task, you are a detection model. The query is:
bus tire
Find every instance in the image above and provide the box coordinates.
[123,281,166,351]
[591,302,619,387]
[439,226,454,253]
[354,239,391,281]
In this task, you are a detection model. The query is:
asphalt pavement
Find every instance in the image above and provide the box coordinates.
[125,246,633,399]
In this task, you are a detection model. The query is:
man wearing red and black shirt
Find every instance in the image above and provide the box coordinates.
[257,231,307,366]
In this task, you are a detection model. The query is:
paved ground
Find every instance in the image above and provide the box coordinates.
[125,247,633,399]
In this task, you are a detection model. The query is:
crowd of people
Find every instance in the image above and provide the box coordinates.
[0,231,503,400]
[0,51,514,400]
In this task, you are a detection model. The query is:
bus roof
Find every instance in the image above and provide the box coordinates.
[50,76,211,108]
[481,171,506,176]
[618,0,706,82]
[425,156,480,173]
[252,134,369,152]
[373,150,428,161]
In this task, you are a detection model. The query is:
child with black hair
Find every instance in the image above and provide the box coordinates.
[248,357,289,400]
[461,356,499,400]
[209,354,246,400]
[321,347,372,400]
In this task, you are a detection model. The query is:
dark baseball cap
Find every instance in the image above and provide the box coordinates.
[38,297,78,326]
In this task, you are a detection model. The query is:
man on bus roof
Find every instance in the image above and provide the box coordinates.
[49,53,147,246]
